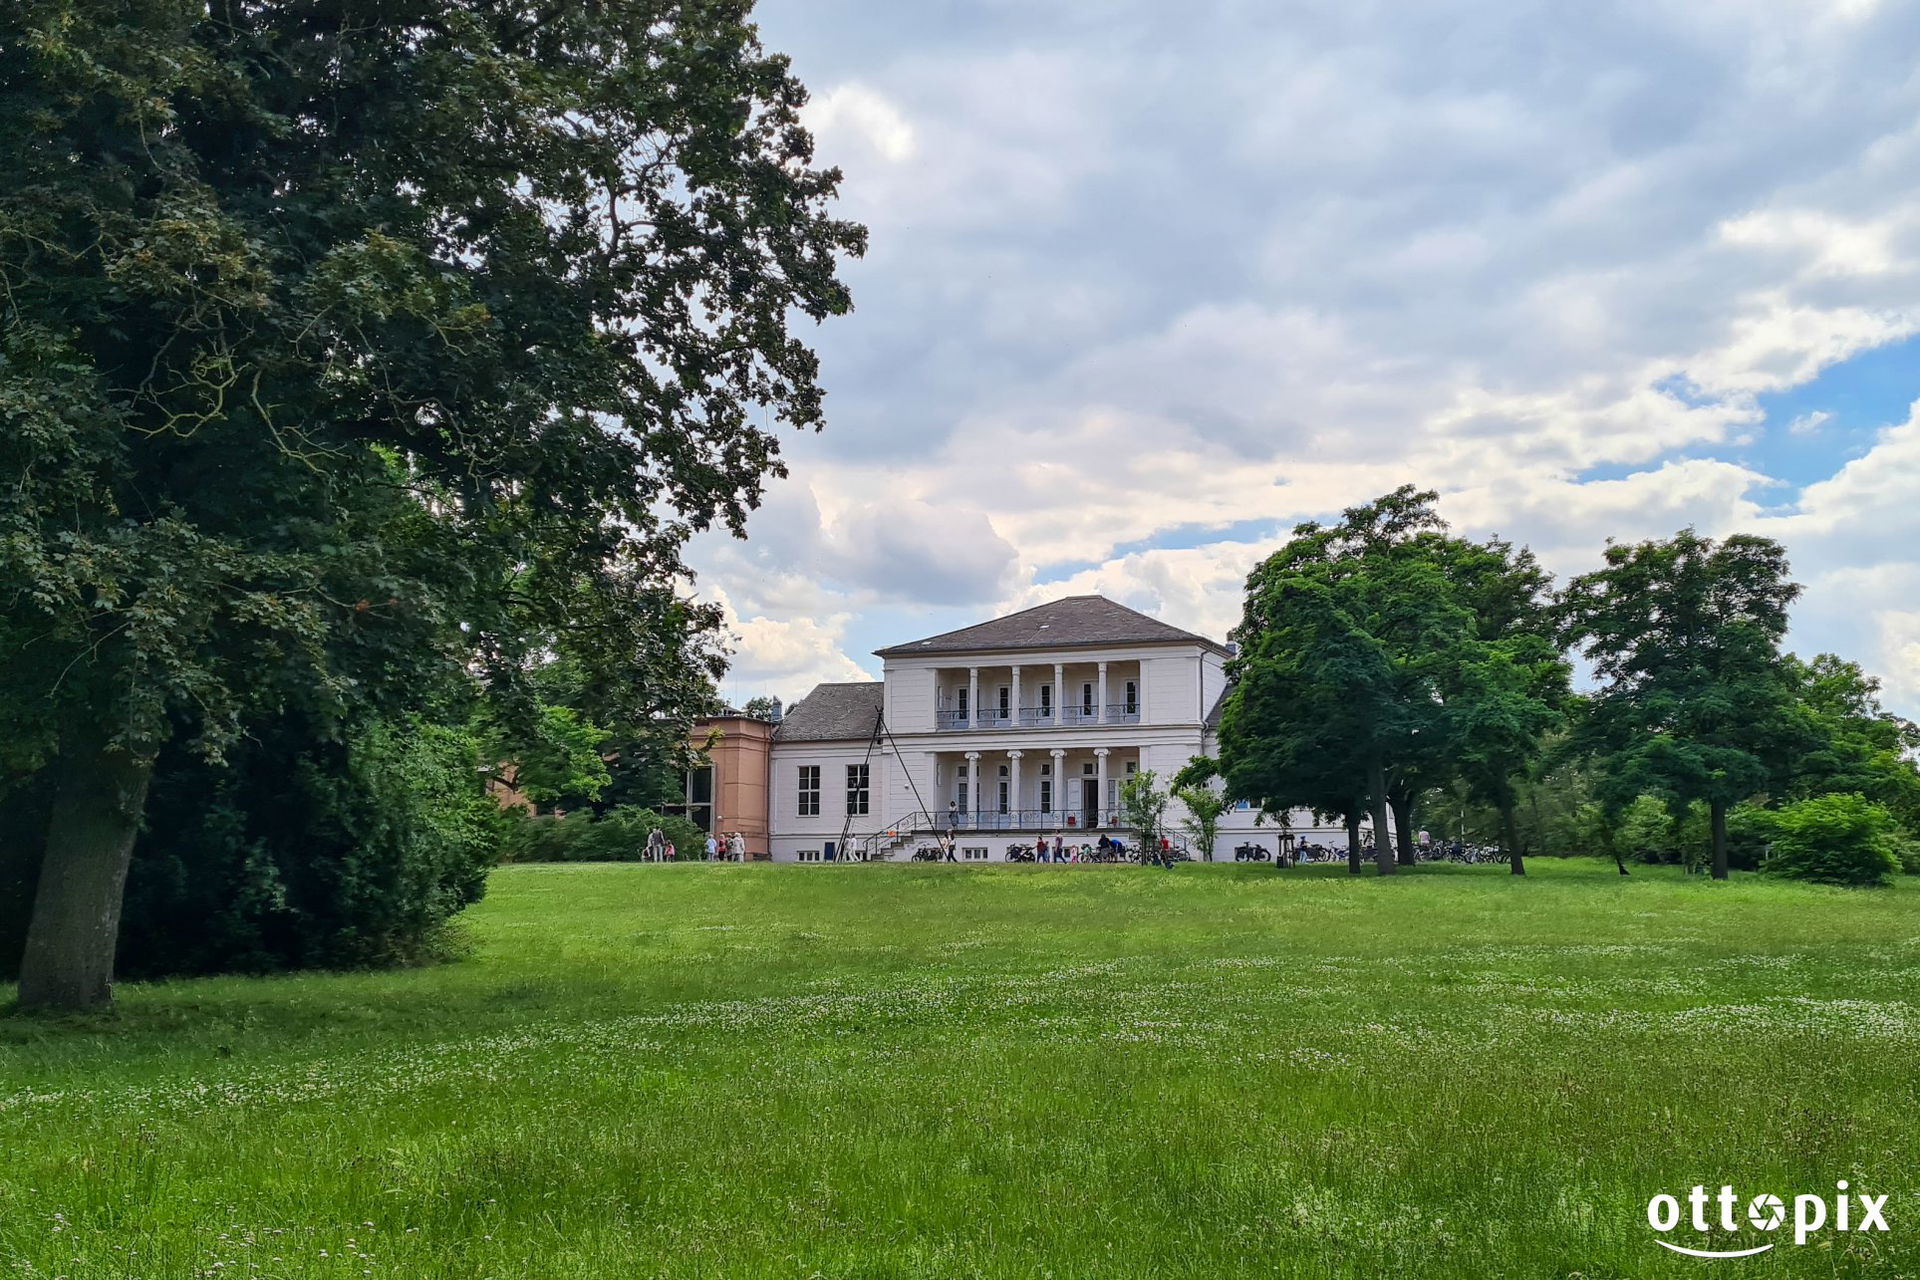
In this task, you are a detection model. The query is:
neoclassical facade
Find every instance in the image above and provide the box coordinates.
[766,596,1322,862]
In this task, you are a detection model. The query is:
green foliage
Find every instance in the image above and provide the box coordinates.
[484,703,613,808]
[1173,766,1233,861]
[1611,795,1680,864]
[1760,793,1902,887]
[107,716,505,979]
[1779,654,1920,832]
[1,0,856,1002]
[1564,529,1803,877]
[740,695,783,720]
[502,807,705,864]
[1220,487,1565,874]
[1117,771,1173,854]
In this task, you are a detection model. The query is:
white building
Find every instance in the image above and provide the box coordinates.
[767,595,1335,862]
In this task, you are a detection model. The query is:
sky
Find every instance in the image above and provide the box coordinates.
[687,0,1920,717]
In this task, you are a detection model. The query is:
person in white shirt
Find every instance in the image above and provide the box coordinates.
[704,834,718,861]
[728,831,746,861]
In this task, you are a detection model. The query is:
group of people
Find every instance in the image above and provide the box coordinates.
[642,828,750,861]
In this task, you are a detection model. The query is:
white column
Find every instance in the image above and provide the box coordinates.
[1011,666,1023,727]
[1008,750,1023,823]
[1094,747,1110,827]
[967,666,980,729]
[1097,662,1109,725]
[1053,663,1065,722]
[964,750,981,822]
[1049,749,1066,827]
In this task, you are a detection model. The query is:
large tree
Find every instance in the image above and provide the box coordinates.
[1220,488,1563,876]
[1,0,862,1009]
[1562,530,1802,880]
[1222,504,1467,875]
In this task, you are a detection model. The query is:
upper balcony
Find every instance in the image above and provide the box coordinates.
[935,703,1141,731]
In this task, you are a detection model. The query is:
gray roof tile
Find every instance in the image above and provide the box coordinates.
[874,595,1228,658]
[772,682,885,742]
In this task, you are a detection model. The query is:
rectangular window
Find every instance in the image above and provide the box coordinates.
[846,763,870,817]
[998,779,1010,814]
[1040,779,1052,813]
[1082,683,1095,715]
[797,765,820,817]
[957,782,969,810]
[666,764,715,832]
[1040,684,1053,715]
[798,848,822,862]
[957,687,969,717]
[997,686,1010,717]
[1125,680,1138,714]
[963,847,989,861]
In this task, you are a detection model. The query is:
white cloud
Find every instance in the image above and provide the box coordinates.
[707,585,873,705]
[802,83,917,163]
[723,0,1920,714]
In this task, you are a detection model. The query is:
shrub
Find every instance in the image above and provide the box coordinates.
[1613,795,1679,863]
[1894,837,1920,876]
[110,715,505,978]
[1761,793,1902,887]
[501,806,705,863]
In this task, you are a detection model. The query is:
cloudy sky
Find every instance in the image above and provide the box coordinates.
[689,0,1920,715]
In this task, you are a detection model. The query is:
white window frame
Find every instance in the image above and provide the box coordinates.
[846,763,870,817]
[797,848,822,862]
[797,765,820,817]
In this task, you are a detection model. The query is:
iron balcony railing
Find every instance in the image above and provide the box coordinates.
[934,703,1142,730]
[888,808,1124,833]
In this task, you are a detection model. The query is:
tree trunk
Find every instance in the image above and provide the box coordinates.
[16,740,154,1013]
[1612,848,1631,876]
[1390,789,1416,866]
[1502,802,1526,876]
[1368,751,1395,875]
[1709,798,1729,881]
[1345,810,1362,876]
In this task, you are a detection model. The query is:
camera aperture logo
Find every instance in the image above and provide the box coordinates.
[1647,1182,1890,1258]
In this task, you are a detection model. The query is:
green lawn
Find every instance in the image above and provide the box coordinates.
[3,860,1917,1279]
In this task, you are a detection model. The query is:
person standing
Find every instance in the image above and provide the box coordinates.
[704,832,718,861]
[729,831,746,862]
[645,826,665,862]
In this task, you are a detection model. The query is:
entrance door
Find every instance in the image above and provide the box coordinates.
[1082,779,1099,827]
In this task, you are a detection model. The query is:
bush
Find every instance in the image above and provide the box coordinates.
[111,715,505,978]
[4,715,505,980]
[1894,837,1920,876]
[1613,795,1679,863]
[1761,793,1902,887]
[501,805,705,863]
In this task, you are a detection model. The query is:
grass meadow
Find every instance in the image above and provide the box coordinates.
[2,859,1917,1279]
